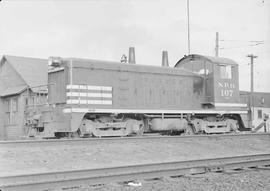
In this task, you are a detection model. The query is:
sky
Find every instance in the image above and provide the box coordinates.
[0,0,269,92]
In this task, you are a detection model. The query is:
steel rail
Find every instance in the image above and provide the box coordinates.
[0,132,269,147]
[1,153,270,191]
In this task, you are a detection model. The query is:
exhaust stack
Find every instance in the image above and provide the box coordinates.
[162,51,169,67]
[128,47,136,64]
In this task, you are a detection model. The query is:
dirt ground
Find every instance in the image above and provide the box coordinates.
[64,169,270,191]
[0,136,269,176]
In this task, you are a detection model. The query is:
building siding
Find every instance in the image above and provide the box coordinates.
[0,98,5,139]
[0,60,26,139]
[3,94,24,139]
[240,91,270,132]
[252,107,270,132]
[0,56,49,140]
[0,60,26,91]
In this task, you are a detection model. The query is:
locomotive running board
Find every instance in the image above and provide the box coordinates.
[63,108,247,114]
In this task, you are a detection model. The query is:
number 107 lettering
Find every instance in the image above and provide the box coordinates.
[221,89,233,97]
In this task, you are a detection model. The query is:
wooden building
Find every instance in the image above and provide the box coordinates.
[240,91,270,132]
[0,55,48,140]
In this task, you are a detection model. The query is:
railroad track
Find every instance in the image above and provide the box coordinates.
[0,132,269,147]
[1,153,270,191]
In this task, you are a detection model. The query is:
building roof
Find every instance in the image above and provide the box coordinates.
[2,55,48,93]
[240,91,270,108]
[175,54,238,67]
[0,85,27,97]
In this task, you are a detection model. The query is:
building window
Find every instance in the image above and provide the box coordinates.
[220,65,232,79]
[32,97,35,107]
[25,97,28,106]
[4,97,18,125]
[12,98,18,112]
[258,109,262,119]
[4,99,11,125]
[11,98,18,124]
[261,97,265,105]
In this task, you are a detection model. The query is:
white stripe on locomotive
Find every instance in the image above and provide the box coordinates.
[66,84,112,91]
[66,92,112,98]
[66,99,112,105]
[66,84,113,105]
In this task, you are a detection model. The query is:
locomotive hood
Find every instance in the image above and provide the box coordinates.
[52,57,202,78]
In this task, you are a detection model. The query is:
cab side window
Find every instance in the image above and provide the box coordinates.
[220,65,232,79]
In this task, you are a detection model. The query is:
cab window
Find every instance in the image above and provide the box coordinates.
[220,65,232,79]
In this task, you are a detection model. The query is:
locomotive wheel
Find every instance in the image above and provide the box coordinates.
[226,119,239,132]
[184,125,195,135]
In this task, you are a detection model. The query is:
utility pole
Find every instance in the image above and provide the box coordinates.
[247,54,257,127]
[187,0,190,55]
[215,32,219,57]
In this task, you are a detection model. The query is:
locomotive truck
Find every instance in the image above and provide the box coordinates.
[27,48,249,138]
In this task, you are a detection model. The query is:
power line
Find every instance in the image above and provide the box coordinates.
[220,42,264,50]
[220,39,264,43]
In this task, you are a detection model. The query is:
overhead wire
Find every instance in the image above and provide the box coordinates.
[219,40,265,50]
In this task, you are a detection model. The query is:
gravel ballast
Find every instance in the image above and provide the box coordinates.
[0,135,269,176]
[73,169,270,191]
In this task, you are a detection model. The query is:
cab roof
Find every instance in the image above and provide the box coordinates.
[175,54,238,68]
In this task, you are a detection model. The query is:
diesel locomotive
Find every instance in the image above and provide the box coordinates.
[27,48,249,138]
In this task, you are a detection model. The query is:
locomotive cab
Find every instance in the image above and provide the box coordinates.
[175,54,248,133]
[175,54,246,110]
